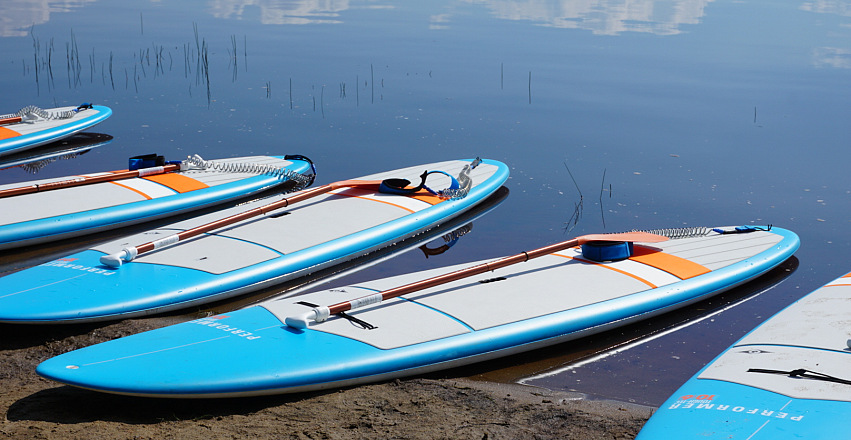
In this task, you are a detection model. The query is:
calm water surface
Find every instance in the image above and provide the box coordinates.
[1,0,849,406]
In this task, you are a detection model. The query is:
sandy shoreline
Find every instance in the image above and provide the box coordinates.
[2,317,650,439]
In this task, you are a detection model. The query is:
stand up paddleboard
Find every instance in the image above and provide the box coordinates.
[636,270,851,439]
[0,104,112,156]
[35,225,798,398]
[0,158,508,323]
[0,154,315,250]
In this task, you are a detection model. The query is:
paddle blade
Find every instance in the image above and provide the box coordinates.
[576,231,669,244]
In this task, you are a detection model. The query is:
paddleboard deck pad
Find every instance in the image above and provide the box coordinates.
[636,270,851,439]
[35,225,798,397]
[0,154,315,250]
[1,158,509,323]
[0,104,112,156]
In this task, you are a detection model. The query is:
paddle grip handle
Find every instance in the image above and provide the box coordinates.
[99,247,138,268]
[285,306,330,329]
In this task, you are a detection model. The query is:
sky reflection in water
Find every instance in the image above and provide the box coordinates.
[0,0,849,405]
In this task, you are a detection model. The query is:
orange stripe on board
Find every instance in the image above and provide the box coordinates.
[332,187,444,213]
[0,126,21,140]
[551,253,658,288]
[109,181,153,200]
[827,272,851,287]
[629,245,710,280]
[143,173,209,193]
[408,192,444,205]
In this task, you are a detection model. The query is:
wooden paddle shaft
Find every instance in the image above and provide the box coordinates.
[134,184,330,253]
[327,238,583,315]
[285,227,667,327]
[318,231,667,318]
[0,163,181,199]
[131,180,382,255]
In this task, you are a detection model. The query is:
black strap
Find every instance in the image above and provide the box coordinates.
[478,277,506,284]
[379,170,429,195]
[419,243,451,258]
[713,225,773,235]
[296,301,377,330]
[748,368,851,385]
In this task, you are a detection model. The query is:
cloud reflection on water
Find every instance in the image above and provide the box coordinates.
[207,0,350,25]
[1,0,96,37]
[2,0,717,36]
[801,0,851,68]
[464,0,714,35]
[813,46,851,68]
[3,0,851,68]
[800,0,851,16]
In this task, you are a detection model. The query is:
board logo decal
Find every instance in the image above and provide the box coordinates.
[42,260,115,276]
[738,348,772,354]
[667,395,804,421]
[191,317,261,339]
[679,394,715,401]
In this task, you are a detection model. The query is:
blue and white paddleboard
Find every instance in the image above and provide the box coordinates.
[636,271,851,439]
[1,158,508,324]
[0,104,112,156]
[35,225,798,397]
[0,154,315,250]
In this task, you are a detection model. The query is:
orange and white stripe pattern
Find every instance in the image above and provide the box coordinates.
[555,245,712,289]
[328,187,444,214]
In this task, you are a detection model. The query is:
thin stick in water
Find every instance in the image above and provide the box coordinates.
[599,168,607,229]
[108,51,114,90]
[562,161,584,233]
